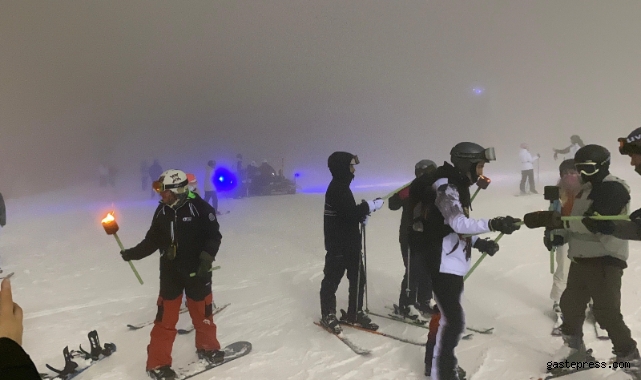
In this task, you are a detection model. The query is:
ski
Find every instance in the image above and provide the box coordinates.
[175,341,251,380]
[127,303,230,332]
[466,326,494,334]
[339,321,425,346]
[370,310,430,329]
[40,331,115,380]
[314,321,371,355]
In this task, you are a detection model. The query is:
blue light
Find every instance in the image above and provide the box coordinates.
[213,167,237,192]
[472,86,485,95]
[294,172,301,178]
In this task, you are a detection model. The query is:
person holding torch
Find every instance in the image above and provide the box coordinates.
[119,169,223,380]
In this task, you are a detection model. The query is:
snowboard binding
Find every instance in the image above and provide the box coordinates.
[45,330,116,378]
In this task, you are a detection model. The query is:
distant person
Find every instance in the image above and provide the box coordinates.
[148,159,163,198]
[186,173,200,195]
[0,192,5,228]
[141,160,149,191]
[519,143,540,195]
[553,135,584,160]
[0,277,42,379]
[204,160,219,212]
[98,164,109,187]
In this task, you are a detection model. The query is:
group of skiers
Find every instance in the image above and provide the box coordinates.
[319,129,641,380]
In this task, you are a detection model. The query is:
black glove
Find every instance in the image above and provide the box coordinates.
[543,229,564,251]
[120,249,134,261]
[581,212,615,235]
[630,208,641,226]
[523,211,563,229]
[196,251,215,277]
[488,216,522,234]
[474,238,499,256]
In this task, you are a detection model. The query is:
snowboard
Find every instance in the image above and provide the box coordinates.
[175,341,252,379]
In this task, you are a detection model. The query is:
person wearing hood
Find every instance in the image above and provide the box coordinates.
[611,127,641,241]
[524,145,639,379]
[519,143,540,195]
[120,169,224,379]
[553,135,584,160]
[414,142,521,380]
[319,152,383,334]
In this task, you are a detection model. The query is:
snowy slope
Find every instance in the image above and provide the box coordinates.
[2,167,641,380]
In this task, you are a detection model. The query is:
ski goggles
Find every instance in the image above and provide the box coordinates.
[453,147,496,162]
[350,155,360,165]
[574,158,609,176]
[618,137,641,155]
[152,178,188,193]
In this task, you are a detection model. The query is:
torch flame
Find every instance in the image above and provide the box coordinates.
[101,212,115,224]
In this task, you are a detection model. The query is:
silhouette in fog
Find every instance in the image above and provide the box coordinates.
[553,135,585,160]
[148,159,163,197]
[519,143,539,195]
[203,160,218,211]
[141,160,149,191]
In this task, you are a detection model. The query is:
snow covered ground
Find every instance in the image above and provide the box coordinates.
[2,166,641,380]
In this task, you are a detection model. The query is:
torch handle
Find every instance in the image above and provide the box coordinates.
[113,233,144,285]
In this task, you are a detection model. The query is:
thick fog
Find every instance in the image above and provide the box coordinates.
[2,1,641,197]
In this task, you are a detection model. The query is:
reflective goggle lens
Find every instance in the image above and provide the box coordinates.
[152,180,164,193]
[350,155,360,165]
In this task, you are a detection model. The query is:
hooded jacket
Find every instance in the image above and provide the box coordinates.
[324,152,370,253]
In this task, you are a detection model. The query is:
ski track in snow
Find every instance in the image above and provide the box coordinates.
[3,169,641,379]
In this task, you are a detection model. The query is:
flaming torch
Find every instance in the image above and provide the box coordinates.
[101,212,144,285]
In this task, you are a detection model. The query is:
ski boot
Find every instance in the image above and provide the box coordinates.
[614,347,641,379]
[320,313,342,334]
[399,304,429,323]
[147,365,177,380]
[340,309,379,331]
[197,348,225,365]
[549,335,596,376]
[416,300,437,317]
[424,364,466,379]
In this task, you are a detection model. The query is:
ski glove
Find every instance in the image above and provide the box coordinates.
[488,216,522,234]
[366,198,384,213]
[196,251,215,278]
[120,249,134,261]
[473,238,499,256]
[543,229,564,251]
[523,211,563,229]
[581,210,615,235]
[630,208,641,226]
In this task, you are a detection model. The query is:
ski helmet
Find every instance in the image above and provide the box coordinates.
[618,127,641,155]
[450,142,495,182]
[415,159,436,177]
[574,145,610,182]
[153,169,189,194]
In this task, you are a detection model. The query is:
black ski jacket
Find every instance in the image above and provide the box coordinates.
[123,192,222,278]
[324,152,369,253]
[0,338,41,380]
[388,184,412,244]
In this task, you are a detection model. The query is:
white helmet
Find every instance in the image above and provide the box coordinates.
[154,169,188,194]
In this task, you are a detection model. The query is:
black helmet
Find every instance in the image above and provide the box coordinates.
[415,159,436,177]
[558,159,576,177]
[574,144,610,182]
[450,142,495,182]
[618,127,641,155]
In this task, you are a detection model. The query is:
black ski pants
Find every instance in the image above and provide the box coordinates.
[520,169,536,193]
[320,250,365,317]
[398,242,433,309]
[426,272,464,380]
[560,259,637,355]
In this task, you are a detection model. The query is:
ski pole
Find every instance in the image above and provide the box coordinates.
[101,212,144,285]
[464,232,505,281]
[363,223,369,313]
[356,226,364,315]
[405,245,411,300]
[544,186,560,275]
